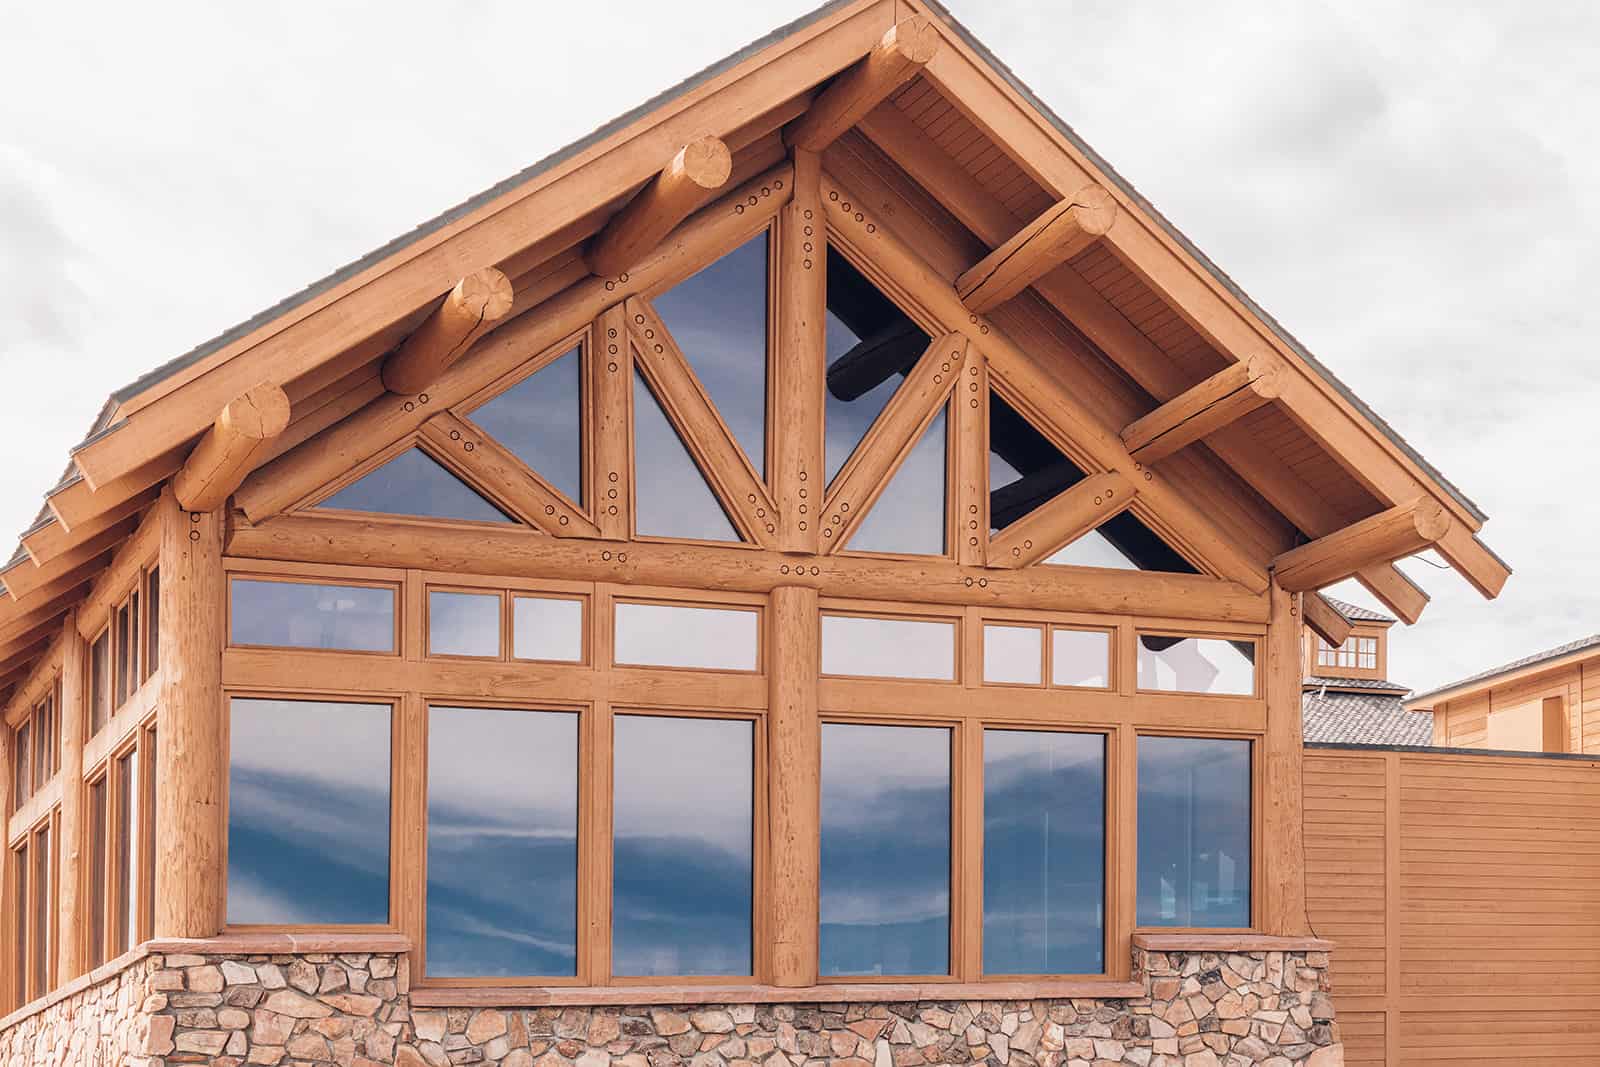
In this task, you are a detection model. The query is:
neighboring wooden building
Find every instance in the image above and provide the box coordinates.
[1408,635,1600,753]
[0,2,1508,1064]
[1301,599,1430,747]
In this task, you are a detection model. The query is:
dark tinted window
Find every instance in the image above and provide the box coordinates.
[633,373,739,542]
[230,579,396,653]
[612,715,753,976]
[983,730,1105,975]
[427,706,578,977]
[468,346,584,506]
[1137,736,1251,928]
[317,448,513,524]
[227,699,391,925]
[820,723,950,976]
[652,234,770,477]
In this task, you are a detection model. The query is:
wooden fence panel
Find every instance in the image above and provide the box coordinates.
[1304,745,1600,1064]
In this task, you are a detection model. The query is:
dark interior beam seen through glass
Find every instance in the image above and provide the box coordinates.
[465,345,584,508]
[1137,736,1251,928]
[427,706,578,978]
[316,448,515,525]
[1137,635,1257,696]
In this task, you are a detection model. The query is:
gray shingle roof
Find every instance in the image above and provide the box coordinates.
[1321,596,1395,625]
[1304,675,1409,693]
[1408,633,1600,705]
[1303,689,1433,746]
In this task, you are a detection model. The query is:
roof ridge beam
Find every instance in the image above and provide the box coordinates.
[586,136,734,278]
[172,383,291,512]
[381,269,516,395]
[1121,355,1283,464]
[1272,501,1451,592]
[785,16,939,152]
[956,187,1117,312]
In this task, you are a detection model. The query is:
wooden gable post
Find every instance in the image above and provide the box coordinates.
[0,722,9,1009]
[1261,581,1311,936]
[56,612,87,981]
[154,487,226,938]
[767,585,819,986]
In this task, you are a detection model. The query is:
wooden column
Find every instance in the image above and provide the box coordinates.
[1260,582,1311,936]
[774,149,825,554]
[0,722,9,1011]
[154,488,225,938]
[768,585,819,986]
[593,304,634,540]
[55,612,87,981]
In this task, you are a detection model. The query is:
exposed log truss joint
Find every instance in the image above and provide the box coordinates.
[1273,500,1452,592]
[381,268,515,395]
[956,186,1117,312]
[989,471,1137,569]
[1122,356,1282,465]
[785,17,940,152]
[172,383,291,512]
[586,135,734,278]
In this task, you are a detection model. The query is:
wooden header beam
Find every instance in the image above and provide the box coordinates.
[989,471,1136,569]
[172,383,291,513]
[381,268,515,395]
[786,16,939,152]
[1273,500,1452,592]
[956,186,1117,313]
[587,136,734,278]
[1122,356,1283,465]
[1302,591,1353,649]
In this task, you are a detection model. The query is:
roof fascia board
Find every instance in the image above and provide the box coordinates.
[1405,643,1600,710]
[72,0,892,487]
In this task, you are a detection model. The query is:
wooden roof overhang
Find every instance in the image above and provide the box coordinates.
[0,0,1509,709]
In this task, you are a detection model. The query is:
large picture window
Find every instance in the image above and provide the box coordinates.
[1137,736,1252,928]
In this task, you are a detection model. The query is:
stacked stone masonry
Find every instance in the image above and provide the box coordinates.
[0,946,1341,1067]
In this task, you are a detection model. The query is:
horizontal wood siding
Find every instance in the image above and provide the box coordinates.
[1305,747,1600,1064]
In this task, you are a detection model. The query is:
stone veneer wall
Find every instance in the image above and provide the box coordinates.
[0,943,1342,1067]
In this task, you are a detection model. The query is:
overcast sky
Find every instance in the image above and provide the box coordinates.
[2,1,1596,692]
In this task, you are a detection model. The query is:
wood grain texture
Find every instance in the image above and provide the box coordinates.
[786,16,940,152]
[1259,580,1310,936]
[1273,500,1451,592]
[54,616,85,983]
[1302,591,1353,649]
[587,137,734,277]
[1121,355,1282,464]
[956,187,1116,312]
[172,383,292,512]
[987,471,1136,569]
[767,586,819,986]
[773,150,825,554]
[382,269,516,395]
[593,305,633,541]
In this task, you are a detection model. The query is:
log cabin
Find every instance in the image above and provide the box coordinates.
[1408,635,1600,753]
[0,2,1510,1064]
[1300,600,1429,748]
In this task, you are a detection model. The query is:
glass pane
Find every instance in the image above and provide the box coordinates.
[115,603,131,707]
[824,248,931,485]
[90,633,110,735]
[844,407,947,556]
[146,568,160,677]
[13,842,26,995]
[821,614,954,680]
[984,625,1043,685]
[230,579,396,653]
[427,707,578,977]
[143,729,157,939]
[317,448,513,524]
[614,602,758,671]
[1052,629,1111,689]
[652,234,770,476]
[1043,533,1139,570]
[88,779,106,966]
[429,591,501,658]
[31,828,49,995]
[633,372,740,542]
[13,722,29,807]
[1137,635,1256,696]
[1138,736,1251,928]
[613,716,753,976]
[512,597,584,662]
[115,750,136,953]
[821,723,950,976]
[228,699,391,925]
[984,730,1105,975]
[467,346,584,505]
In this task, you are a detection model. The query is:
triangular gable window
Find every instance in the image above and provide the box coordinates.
[824,248,931,486]
[989,392,1194,573]
[845,406,948,557]
[652,233,770,479]
[632,372,740,543]
[316,448,515,524]
[464,345,584,508]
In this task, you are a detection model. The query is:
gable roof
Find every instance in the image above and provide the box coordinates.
[1408,633,1600,708]
[0,0,1510,707]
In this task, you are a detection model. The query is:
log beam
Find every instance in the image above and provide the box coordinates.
[56,613,86,981]
[785,16,940,152]
[380,268,515,395]
[586,136,734,278]
[774,149,825,553]
[988,471,1137,569]
[171,383,291,512]
[1302,591,1353,649]
[0,520,136,602]
[956,187,1117,313]
[1356,563,1428,626]
[1121,356,1283,465]
[1260,579,1312,936]
[1272,501,1452,592]
[768,585,820,986]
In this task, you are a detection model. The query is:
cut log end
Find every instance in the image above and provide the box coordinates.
[451,268,516,323]
[677,136,734,192]
[885,15,941,65]
[1414,500,1453,542]
[218,382,291,442]
[1069,184,1118,236]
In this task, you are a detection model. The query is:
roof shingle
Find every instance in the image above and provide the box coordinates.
[1303,689,1434,747]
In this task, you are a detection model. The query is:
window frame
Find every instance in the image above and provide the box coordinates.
[226,571,402,658]
[609,590,766,676]
[1134,629,1262,699]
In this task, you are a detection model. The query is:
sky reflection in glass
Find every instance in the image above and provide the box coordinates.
[1137,736,1251,928]
[652,234,769,477]
[230,579,395,652]
[613,715,753,976]
[317,448,512,524]
[614,602,758,671]
[512,597,584,662]
[228,699,390,925]
[820,723,950,976]
[429,591,501,657]
[983,730,1105,975]
[821,614,955,680]
[845,408,948,557]
[467,346,584,506]
[984,625,1043,685]
[427,707,578,977]
[1137,636,1256,695]
[633,373,740,542]
[1052,629,1111,688]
